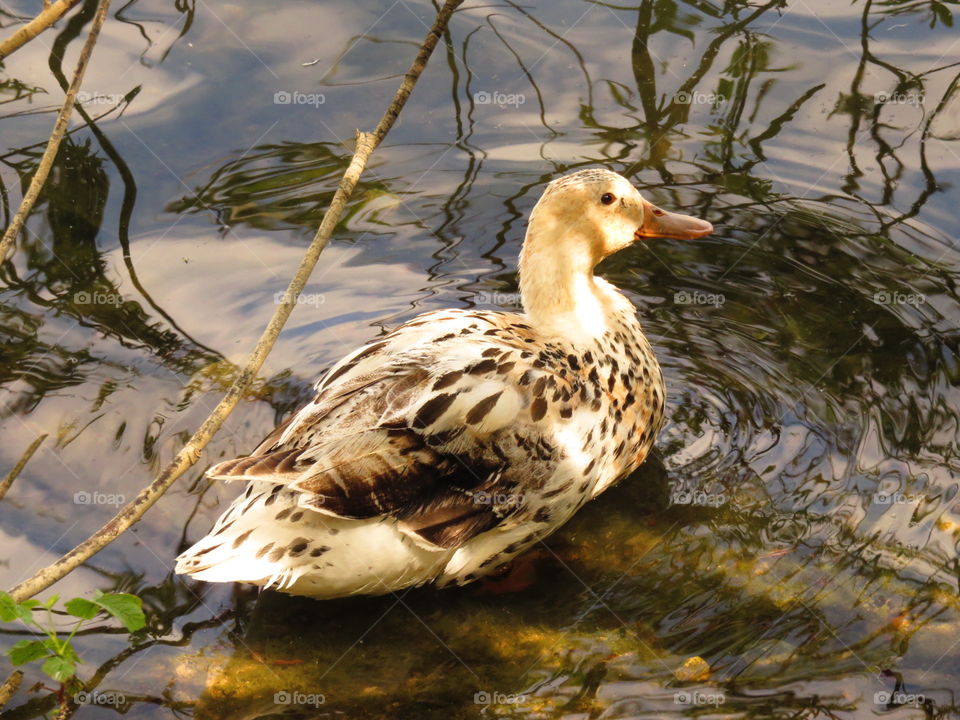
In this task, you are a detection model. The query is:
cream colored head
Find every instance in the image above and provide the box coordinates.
[518,168,713,332]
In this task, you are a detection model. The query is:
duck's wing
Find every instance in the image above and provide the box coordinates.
[207,309,578,549]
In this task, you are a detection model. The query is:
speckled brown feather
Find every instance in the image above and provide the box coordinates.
[207,310,590,547]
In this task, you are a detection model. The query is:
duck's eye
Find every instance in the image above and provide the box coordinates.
[600,193,615,205]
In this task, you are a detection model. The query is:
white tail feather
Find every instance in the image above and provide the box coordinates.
[176,482,452,599]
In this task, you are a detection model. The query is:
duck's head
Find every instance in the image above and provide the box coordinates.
[519,169,714,329]
[529,168,713,264]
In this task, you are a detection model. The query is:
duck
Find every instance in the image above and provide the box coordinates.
[175,168,713,599]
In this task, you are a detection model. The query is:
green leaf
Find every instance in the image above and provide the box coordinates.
[42,637,79,663]
[7,639,49,665]
[0,592,35,624]
[0,591,17,622]
[65,598,99,620]
[41,655,76,682]
[91,592,145,632]
[42,595,60,610]
[13,604,35,624]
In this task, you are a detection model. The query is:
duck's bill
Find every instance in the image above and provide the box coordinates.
[635,201,714,240]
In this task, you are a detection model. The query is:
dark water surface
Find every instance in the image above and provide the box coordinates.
[1,0,959,717]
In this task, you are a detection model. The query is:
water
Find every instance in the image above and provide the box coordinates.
[1,0,958,717]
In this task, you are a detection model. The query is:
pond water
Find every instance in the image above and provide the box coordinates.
[1,0,959,717]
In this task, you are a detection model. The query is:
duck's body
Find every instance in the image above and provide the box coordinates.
[175,169,712,598]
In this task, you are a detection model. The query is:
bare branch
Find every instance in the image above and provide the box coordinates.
[0,0,83,61]
[0,0,111,261]
[0,670,23,710]
[0,433,47,501]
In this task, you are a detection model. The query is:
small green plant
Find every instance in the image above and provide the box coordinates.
[0,589,145,684]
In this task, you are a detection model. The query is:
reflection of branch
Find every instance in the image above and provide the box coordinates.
[840,0,955,223]
[28,11,222,363]
[634,0,780,131]
[745,83,826,163]
[486,15,558,137]
[880,69,959,230]
[629,0,782,179]
[64,94,225,362]
[0,0,112,261]
[0,0,82,60]
[8,0,466,604]
[0,91,136,159]
[503,0,595,109]
[115,0,194,65]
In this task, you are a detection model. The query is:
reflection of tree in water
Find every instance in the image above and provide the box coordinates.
[0,139,222,415]
[116,0,196,66]
[167,142,393,234]
[0,0,235,419]
[0,140,316,432]
[0,0,322,423]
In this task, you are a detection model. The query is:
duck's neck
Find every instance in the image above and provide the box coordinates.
[518,211,623,341]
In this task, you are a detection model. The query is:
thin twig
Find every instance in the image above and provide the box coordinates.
[0,0,111,262]
[0,433,47,501]
[0,0,82,60]
[8,0,464,603]
[0,670,24,710]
